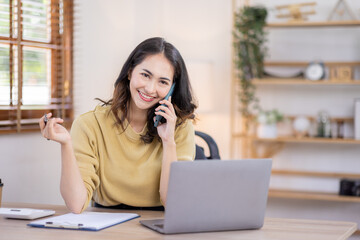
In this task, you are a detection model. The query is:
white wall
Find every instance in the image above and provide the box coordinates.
[0,133,62,204]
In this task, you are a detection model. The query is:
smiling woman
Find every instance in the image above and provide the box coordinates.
[39,37,198,214]
[0,0,73,134]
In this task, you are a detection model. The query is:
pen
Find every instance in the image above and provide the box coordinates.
[43,114,50,141]
[44,114,48,126]
[45,221,84,229]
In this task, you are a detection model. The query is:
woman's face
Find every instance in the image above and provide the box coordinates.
[129,53,175,112]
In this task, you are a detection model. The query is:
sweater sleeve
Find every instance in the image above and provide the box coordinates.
[175,120,196,161]
[70,114,100,212]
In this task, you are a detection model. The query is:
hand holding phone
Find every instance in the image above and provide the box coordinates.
[154,83,176,127]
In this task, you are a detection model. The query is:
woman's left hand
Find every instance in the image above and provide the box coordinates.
[155,96,176,144]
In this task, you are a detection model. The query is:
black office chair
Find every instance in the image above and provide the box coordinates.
[195,131,221,160]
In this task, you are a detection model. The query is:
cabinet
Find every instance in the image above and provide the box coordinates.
[230,20,360,203]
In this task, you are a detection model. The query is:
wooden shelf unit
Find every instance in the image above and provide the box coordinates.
[269,189,360,203]
[259,61,360,85]
[269,170,360,203]
[252,78,360,86]
[264,61,360,67]
[272,169,360,179]
[248,136,360,144]
[230,14,360,203]
[266,20,360,28]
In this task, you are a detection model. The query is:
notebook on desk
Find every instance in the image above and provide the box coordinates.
[140,159,272,234]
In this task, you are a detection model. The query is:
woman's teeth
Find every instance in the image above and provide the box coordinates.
[139,91,155,101]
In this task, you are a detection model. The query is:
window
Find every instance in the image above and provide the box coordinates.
[0,0,73,133]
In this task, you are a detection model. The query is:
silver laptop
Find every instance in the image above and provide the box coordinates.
[140,159,272,234]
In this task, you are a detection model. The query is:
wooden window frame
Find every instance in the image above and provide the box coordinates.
[0,0,73,134]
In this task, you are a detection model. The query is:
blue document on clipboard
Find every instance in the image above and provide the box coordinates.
[28,212,139,231]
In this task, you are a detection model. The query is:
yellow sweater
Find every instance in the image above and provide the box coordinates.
[70,105,195,212]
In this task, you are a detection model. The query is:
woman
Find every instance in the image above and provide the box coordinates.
[39,37,197,213]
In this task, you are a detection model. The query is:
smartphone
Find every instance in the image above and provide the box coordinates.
[154,83,176,127]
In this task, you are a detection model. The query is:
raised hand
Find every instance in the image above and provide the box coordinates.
[39,113,71,145]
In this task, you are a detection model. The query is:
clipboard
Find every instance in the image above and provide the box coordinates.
[28,212,140,231]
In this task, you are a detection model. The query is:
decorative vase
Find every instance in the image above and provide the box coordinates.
[257,123,278,139]
[293,116,310,138]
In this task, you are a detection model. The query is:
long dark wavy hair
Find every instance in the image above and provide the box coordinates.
[97,37,197,143]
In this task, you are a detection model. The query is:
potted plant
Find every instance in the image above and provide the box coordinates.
[233,6,268,126]
[256,109,283,138]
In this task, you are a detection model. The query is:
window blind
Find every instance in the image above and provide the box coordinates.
[0,0,73,133]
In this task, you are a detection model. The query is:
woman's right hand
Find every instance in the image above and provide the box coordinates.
[39,113,71,145]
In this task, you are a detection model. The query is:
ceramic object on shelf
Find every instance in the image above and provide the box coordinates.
[305,62,325,81]
[293,116,311,138]
[257,123,278,139]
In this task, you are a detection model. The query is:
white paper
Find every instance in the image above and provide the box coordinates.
[29,212,139,230]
